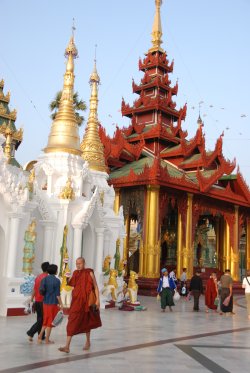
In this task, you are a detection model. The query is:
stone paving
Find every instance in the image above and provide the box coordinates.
[0,295,249,373]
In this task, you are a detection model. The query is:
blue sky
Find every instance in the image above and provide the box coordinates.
[1,0,250,183]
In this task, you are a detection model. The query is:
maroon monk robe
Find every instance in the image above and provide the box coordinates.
[205,277,217,310]
[66,268,102,336]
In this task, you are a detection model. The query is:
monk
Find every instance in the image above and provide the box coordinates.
[205,272,218,313]
[59,257,101,353]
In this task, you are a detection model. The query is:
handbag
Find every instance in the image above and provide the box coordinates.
[214,297,219,306]
[173,290,180,302]
[52,310,64,327]
[88,289,96,307]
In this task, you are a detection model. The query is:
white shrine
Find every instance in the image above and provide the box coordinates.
[0,36,125,316]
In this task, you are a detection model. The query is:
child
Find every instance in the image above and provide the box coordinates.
[38,264,63,344]
[157,268,176,312]
[181,283,187,296]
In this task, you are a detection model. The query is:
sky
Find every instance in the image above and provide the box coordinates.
[1,0,250,183]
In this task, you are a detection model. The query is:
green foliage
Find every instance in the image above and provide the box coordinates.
[49,91,87,126]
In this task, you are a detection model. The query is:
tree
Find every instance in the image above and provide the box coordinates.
[49,91,87,126]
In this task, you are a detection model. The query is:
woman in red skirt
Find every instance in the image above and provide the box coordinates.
[38,264,63,344]
[205,272,218,313]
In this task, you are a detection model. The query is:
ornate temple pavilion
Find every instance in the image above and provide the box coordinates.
[99,0,250,283]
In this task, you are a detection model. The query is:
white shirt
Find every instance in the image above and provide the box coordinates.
[162,276,170,288]
[180,272,187,282]
[242,277,250,293]
[169,271,177,281]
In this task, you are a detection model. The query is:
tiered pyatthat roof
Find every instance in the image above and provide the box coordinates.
[99,0,250,206]
[0,79,23,167]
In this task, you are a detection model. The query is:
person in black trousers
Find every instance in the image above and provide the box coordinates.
[190,270,203,311]
[27,262,49,341]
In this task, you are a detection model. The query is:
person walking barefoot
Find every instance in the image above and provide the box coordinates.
[157,268,176,312]
[38,264,63,344]
[59,257,101,353]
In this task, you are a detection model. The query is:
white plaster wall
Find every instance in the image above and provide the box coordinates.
[82,223,95,269]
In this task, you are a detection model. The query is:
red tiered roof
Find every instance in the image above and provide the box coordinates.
[99,41,250,207]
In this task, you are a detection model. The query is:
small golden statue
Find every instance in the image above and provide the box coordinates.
[59,177,75,200]
[22,220,37,274]
[126,270,139,304]
[114,238,121,271]
[27,169,35,194]
[103,255,112,274]
[102,269,118,301]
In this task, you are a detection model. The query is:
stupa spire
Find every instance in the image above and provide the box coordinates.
[44,33,81,156]
[81,58,106,172]
[149,0,164,53]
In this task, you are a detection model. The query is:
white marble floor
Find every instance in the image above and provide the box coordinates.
[0,295,249,373]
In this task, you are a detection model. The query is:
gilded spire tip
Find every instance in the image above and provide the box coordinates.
[149,0,164,53]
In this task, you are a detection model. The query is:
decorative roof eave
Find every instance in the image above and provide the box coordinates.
[121,97,181,120]
[0,107,17,121]
[124,122,180,144]
[196,158,236,193]
[235,168,250,203]
[207,183,250,207]
[99,124,144,164]
[0,121,23,143]
[109,157,198,191]
[138,52,174,72]
[132,75,178,95]
[0,90,10,103]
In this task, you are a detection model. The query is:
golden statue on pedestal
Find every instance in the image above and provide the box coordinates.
[59,177,75,200]
[126,270,139,304]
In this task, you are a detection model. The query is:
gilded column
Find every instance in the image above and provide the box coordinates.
[144,185,160,278]
[182,193,193,279]
[223,220,231,271]
[176,211,183,279]
[231,206,239,281]
[246,218,250,271]
[218,218,225,272]
[214,217,220,268]
[123,215,130,275]
[139,238,144,277]
[113,188,120,215]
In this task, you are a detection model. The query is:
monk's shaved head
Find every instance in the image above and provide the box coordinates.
[76,257,85,270]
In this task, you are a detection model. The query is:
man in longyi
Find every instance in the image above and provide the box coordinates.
[59,257,101,353]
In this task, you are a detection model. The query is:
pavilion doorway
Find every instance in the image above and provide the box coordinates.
[193,214,220,270]
[127,213,142,274]
[160,199,178,269]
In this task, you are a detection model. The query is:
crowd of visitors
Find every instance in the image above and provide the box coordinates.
[26,259,249,352]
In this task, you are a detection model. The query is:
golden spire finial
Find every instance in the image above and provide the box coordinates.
[149,0,164,53]
[81,56,106,172]
[44,32,81,156]
[4,120,13,162]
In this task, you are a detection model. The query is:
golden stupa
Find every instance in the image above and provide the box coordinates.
[44,36,81,155]
[81,60,106,172]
